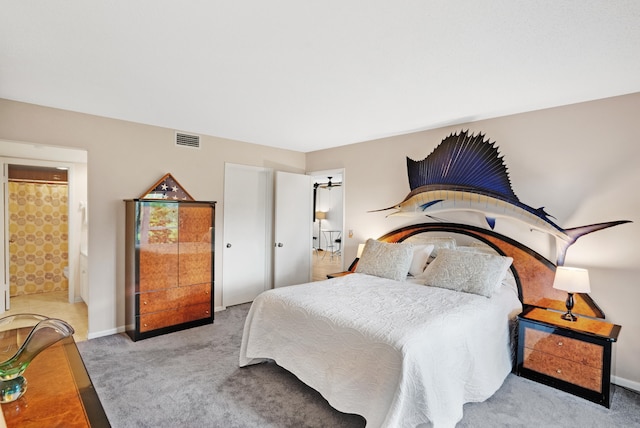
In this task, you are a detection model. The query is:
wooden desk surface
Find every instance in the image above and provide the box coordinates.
[1,336,110,428]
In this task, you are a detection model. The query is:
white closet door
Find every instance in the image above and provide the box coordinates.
[273,171,312,288]
[222,164,272,306]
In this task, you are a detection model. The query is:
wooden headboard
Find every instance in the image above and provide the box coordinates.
[353,222,605,319]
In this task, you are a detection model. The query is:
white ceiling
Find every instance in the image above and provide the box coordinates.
[1,1,639,152]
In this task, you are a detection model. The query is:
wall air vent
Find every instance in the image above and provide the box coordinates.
[175,132,200,149]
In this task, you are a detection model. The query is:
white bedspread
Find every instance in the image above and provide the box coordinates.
[239,273,522,427]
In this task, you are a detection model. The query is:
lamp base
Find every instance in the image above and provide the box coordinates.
[560,292,578,322]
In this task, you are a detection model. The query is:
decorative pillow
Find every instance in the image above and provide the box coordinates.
[355,239,413,281]
[456,245,498,255]
[421,248,513,297]
[405,235,457,264]
[469,241,494,249]
[408,244,435,277]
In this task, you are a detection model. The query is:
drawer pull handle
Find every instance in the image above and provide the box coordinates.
[205,310,210,314]
[556,369,562,374]
[557,341,563,346]
[144,323,148,327]
[143,301,148,305]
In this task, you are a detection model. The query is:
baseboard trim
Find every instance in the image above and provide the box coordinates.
[88,326,125,340]
[612,376,640,393]
[87,313,229,340]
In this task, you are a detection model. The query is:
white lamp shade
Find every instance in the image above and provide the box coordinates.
[356,243,366,258]
[315,211,327,220]
[552,266,591,293]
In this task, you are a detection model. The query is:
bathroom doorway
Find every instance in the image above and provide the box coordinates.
[1,142,88,340]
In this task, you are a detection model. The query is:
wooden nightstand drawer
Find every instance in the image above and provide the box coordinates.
[523,348,602,392]
[524,327,603,368]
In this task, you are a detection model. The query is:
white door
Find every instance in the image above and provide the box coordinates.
[273,171,312,288]
[222,164,272,306]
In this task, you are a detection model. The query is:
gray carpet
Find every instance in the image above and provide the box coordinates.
[77,304,640,428]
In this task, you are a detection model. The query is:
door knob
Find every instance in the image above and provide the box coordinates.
[276,242,284,247]
[226,243,232,248]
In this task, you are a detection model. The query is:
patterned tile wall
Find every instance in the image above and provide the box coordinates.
[8,181,69,296]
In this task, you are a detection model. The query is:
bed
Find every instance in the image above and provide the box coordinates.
[238,222,604,427]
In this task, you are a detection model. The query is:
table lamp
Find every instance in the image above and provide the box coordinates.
[315,211,326,248]
[347,243,367,271]
[552,266,591,322]
[357,243,366,258]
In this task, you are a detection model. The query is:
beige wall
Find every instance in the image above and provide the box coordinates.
[307,93,640,387]
[0,98,306,337]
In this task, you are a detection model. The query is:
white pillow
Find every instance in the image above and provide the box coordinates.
[404,235,457,264]
[421,248,513,297]
[355,239,413,281]
[456,245,498,255]
[408,244,435,277]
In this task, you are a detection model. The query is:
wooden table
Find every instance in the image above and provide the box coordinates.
[1,336,110,427]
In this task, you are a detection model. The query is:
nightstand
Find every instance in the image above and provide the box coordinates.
[517,306,621,407]
[326,271,353,279]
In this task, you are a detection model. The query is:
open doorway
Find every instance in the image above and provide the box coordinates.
[1,141,88,341]
[309,169,344,281]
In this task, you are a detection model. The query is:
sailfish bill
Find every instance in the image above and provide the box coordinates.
[370,130,630,264]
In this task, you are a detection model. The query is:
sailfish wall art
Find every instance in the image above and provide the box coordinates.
[373,130,630,265]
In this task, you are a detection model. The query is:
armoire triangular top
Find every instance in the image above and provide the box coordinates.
[139,173,194,200]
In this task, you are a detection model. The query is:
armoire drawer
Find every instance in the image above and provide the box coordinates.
[138,302,212,333]
[138,283,211,314]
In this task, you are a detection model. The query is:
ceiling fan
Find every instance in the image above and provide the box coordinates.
[314,176,342,189]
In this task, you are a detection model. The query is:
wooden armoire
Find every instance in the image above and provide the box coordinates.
[124,199,215,341]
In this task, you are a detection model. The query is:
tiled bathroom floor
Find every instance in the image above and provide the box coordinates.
[3,291,88,342]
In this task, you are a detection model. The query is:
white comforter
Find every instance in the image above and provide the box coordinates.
[239,273,522,427]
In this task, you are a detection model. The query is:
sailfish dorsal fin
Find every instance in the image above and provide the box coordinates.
[407,130,519,202]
